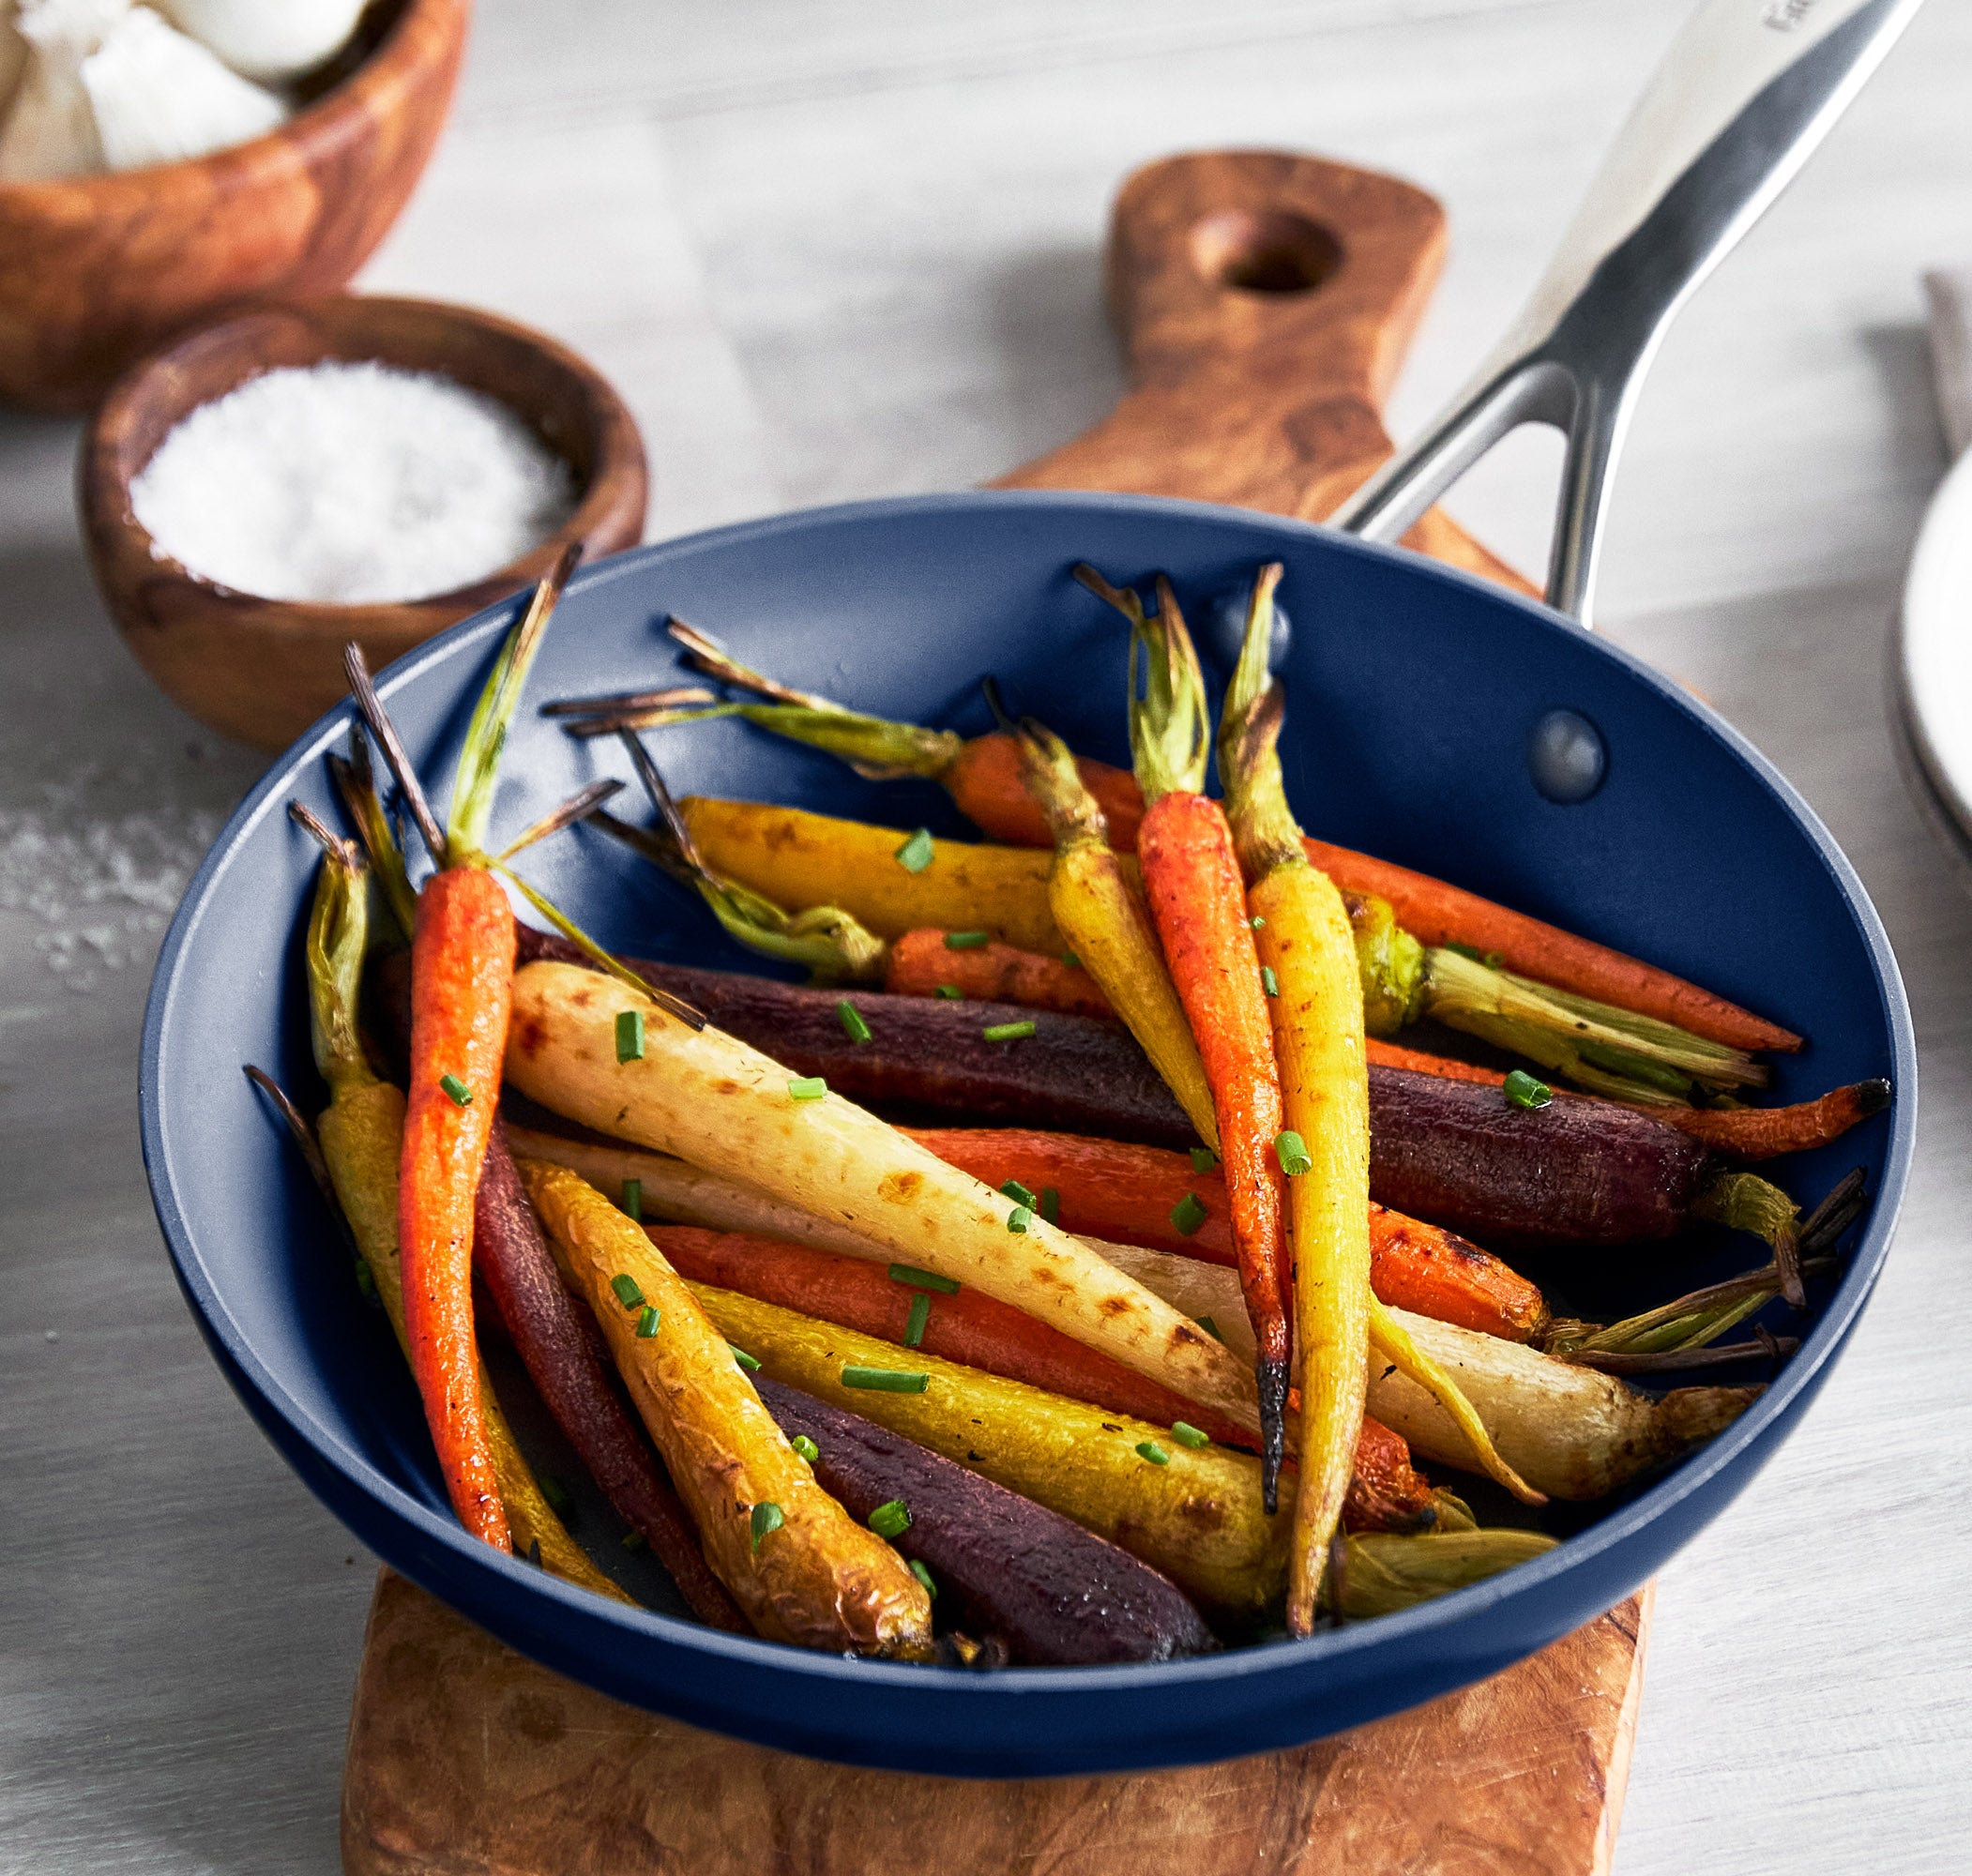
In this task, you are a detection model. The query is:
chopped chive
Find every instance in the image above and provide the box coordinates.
[1444,941,1484,964]
[1136,1441,1171,1466]
[887,1263,961,1294]
[869,1499,912,1539]
[934,984,964,1000]
[842,1365,930,1393]
[894,827,935,872]
[1196,1315,1222,1341]
[1251,915,1266,930]
[791,1434,820,1462]
[981,1020,1036,1043]
[788,1076,827,1101]
[610,1273,645,1309]
[1261,965,1280,998]
[635,1304,660,1339]
[539,1473,572,1517]
[620,1530,646,1552]
[730,1343,762,1372]
[1007,1204,1033,1233]
[1061,950,1080,970]
[1190,1145,1220,1173]
[1170,1191,1209,1236]
[621,1178,642,1222]
[1275,1129,1312,1177]
[837,1000,873,1045]
[1503,1068,1555,1111]
[944,930,990,950]
[1039,1187,1060,1226]
[1170,1421,1209,1450]
[903,1291,932,1348]
[909,1558,937,1598]
[751,1501,783,1551]
[999,1177,1038,1208]
[438,1073,473,1108]
[615,1008,645,1062]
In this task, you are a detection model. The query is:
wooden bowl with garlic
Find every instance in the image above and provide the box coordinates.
[0,0,469,413]
[79,295,649,750]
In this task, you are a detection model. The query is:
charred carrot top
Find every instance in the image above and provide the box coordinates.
[1085,563,1291,1508]
[899,1127,1548,1343]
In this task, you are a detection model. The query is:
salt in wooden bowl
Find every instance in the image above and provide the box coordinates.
[0,0,471,414]
[78,295,649,750]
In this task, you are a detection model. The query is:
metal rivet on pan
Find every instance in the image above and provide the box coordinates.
[1206,582,1293,673]
[1527,709,1606,803]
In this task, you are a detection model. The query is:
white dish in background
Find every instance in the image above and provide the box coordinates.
[1899,446,1972,857]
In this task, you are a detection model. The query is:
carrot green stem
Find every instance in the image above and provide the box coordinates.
[290,806,371,1094]
[1694,1171,1806,1306]
[327,728,418,946]
[1076,566,1210,806]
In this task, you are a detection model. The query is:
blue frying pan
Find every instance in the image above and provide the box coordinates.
[140,0,1919,1776]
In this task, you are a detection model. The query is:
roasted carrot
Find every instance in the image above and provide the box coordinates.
[1093,566,1291,1506]
[1216,563,1374,1630]
[1017,717,1220,1147]
[899,1127,1547,1341]
[882,927,1114,1017]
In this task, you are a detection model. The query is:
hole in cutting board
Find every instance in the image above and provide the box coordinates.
[1190,210,1340,296]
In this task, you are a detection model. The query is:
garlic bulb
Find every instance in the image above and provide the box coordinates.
[158,0,365,82]
[0,0,127,181]
[0,6,28,126]
[81,5,285,172]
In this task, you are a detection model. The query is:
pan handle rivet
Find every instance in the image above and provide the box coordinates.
[1207,582,1292,673]
[1528,709,1605,803]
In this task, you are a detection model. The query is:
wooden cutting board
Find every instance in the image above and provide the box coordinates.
[339,154,1638,1876]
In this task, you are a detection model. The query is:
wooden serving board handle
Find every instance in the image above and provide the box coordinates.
[995,150,1534,596]
[341,1571,1649,1876]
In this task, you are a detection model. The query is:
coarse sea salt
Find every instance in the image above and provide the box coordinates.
[129,360,579,605]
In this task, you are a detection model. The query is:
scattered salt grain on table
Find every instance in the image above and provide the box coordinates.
[129,361,578,604]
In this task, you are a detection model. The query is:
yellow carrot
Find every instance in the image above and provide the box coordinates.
[1015,720,1218,1149]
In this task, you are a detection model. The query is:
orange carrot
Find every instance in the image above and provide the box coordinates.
[1303,838,1798,1055]
[1366,1037,1502,1084]
[943,732,1147,853]
[1090,566,1292,1505]
[649,1220,1436,1530]
[882,928,1114,1019]
[903,1127,1547,1343]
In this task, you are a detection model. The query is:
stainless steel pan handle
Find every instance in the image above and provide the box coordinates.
[1331,0,1925,624]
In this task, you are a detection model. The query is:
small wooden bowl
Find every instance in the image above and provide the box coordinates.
[0,0,470,413]
[79,295,649,750]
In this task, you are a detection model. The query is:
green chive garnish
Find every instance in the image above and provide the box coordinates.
[1039,1187,1060,1226]
[903,1291,932,1348]
[842,1365,930,1393]
[1171,1421,1209,1449]
[751,1502,783,1551]
[869,1499,912,1539]
[610,1273,645,1309]
[1190,1145,1220,1173]
[730,1343,762,1372]
[999,1177,1037,1208]
[1007,1204,1033,1233]
[438,1073,472,1107]
[934,984,964,1000]
[792,1434,819,1462]
[894,827,935,872]
[982,1020,1036,1043]
[909,1558,937,1598]
[1061,950,1080,969]
[1503,1068,1555,1111]
[1275,1129,1312,1177]
[1170,1191,1208,1236]
[944,930,990,950]
[837,1000,872,1045]
[635,1305,660,1339]
[620,1530,647,1551]
[1136,1441,1170,1466]
[1196,1315,1222,1341]
[887,1263,960,1294]
[1261,965,1280,998]
[788,1076,827,1101]
[1251,915,1266,930]
[615,1008,645,1062]
[621,1178,642,1222]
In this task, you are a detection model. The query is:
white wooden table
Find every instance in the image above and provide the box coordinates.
[3,2,1968,1868]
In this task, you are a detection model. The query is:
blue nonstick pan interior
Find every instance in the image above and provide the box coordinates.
[141,491,1914,1776]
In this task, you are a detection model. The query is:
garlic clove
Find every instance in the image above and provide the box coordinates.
[0,0,130,181]
[0,5,29,126]
[158,0,365,83]
[81,4,285,173]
